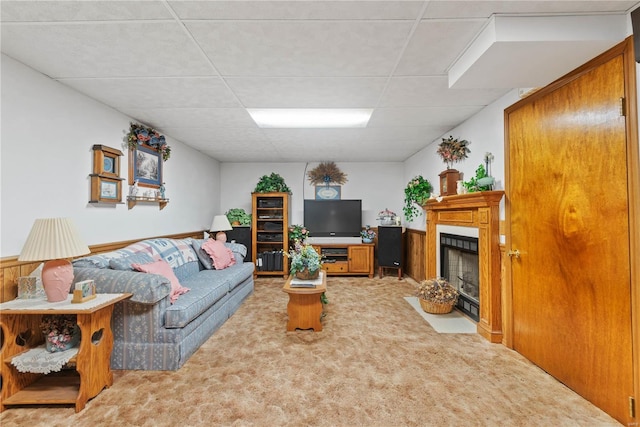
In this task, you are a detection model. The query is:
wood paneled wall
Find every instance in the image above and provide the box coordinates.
[404,228,425,282]
[0,231,204,303]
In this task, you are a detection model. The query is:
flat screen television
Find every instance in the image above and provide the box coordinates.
[303,199,362,237]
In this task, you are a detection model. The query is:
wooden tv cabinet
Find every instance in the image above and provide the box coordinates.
[313,243,374,278]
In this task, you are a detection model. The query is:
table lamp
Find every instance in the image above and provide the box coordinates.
[210,215,233,243]
[18,218,90,302]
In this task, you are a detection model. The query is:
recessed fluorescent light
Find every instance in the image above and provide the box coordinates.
[248,108,373,128]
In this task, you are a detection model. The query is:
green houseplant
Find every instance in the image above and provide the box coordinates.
[463,164,493,193]
[225,208,251,226]
[254,173,291,193]
[403,175,432,222]
[287,242,322,280]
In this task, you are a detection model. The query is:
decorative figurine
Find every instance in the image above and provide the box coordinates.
[129,180,139,197]
[159,183,166,199]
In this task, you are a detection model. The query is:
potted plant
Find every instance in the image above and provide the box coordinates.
[463,164,493,193]
[403,175,432,222]
[360,225,376,243]
[287,242,323,280]
[415,277,459,314]
[254,173,291,193]
[289,224,309,246]
[225,208,251,226]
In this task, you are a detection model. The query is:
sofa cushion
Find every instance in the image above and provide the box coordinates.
[202,239,236,270]
[132,260,190,304]
[109,252,155,270]
[164,275,230,328]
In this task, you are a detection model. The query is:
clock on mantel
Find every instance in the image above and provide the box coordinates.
[439,169,460,196]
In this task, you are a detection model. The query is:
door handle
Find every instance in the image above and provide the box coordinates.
[507,249,520,259]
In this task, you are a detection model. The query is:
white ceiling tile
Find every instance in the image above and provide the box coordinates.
[395,19,486,76]
[161,127,269,145]
[186,20,414,76]
[1,0,172,22]
[1,22,213,78]
[380,76,508,107]
[225,77,387,108]
[423,0,640,19]
[61,77,241,109]
[120,108,257,129]
[368,106,483,127]
[170,0,425,20]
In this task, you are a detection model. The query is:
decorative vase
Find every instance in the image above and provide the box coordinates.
[456,180,465,195]
[362,238,374,243]
[295,268,319,281]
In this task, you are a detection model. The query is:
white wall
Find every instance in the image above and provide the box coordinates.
[403,90,520,230]
[220,161,404,229]
[1,55,221,256]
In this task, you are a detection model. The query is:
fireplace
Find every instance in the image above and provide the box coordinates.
[424,191,504,343]
[440,233,479,321]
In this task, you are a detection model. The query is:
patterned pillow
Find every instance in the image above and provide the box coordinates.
[109,252,155,271]
[191,239,214,270]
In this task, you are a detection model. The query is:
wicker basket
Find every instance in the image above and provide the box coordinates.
[295,268,319,281]
[419,298,455,314]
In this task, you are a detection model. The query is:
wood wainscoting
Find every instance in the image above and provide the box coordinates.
[0,231,204,303]
[403,228,426,282]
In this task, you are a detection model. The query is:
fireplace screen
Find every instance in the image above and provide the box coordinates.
[440,233,479,321]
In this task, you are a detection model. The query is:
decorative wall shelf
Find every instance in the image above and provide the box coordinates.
[126,196,169,210]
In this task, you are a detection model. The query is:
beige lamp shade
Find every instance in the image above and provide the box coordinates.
[18,218,90,261]
[18,218,90,302]
[210,215,233,233]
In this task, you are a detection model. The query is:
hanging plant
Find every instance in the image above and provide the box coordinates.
[125,122,171,161]
[403,175,432,222]
[437,135,470,169]
[254,173,291,193]
[307,161,348,186]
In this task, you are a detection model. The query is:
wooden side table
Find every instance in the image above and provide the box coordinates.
[0,293,131,412]
[282,272,327,331]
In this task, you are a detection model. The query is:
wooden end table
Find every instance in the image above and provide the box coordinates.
[0,293,131,412]
[282,272,327,331]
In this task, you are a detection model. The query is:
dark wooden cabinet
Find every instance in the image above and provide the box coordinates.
[252,192,289,277]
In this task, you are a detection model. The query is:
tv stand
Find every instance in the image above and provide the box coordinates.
[313,242,374,278]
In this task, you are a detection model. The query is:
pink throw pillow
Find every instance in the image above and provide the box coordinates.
[202,239,236,270]
[132,260,189,304]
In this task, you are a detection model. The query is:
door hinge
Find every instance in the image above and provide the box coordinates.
[620,97,627,117]
[630,396,636,419]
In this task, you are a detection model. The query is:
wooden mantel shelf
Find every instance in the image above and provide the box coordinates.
[423,190,505,343]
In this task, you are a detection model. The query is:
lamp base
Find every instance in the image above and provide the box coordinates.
[41,259,74,302]
[215,231,228,242]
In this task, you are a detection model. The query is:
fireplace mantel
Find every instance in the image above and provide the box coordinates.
[423,191,504,343]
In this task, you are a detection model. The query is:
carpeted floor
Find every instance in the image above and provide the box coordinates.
[0,276,620,426]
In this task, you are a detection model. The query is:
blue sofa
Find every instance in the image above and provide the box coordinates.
[72,237,254,371]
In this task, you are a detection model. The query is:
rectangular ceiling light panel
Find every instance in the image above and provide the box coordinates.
[248,108,373,128]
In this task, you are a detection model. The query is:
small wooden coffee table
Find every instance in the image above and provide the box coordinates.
[282,271,327,331]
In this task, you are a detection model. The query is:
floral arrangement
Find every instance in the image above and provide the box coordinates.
[377,208,396,220]
[286,242,323,276]
[360,225,376,241]
[307,161,348,186]
[40,314,80,352]
[289,224,309,245]
[403,175,432,222]
[415,278,459,305]
[437,135,470,169]
[125,122,171,161]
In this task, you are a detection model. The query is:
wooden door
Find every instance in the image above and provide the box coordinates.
[506,51,634,423]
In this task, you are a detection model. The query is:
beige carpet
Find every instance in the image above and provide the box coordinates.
[0,276,620,426]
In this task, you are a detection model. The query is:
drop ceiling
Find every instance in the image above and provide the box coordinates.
[1,1,637,162]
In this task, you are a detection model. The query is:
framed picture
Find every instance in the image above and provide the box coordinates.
[89,174,123,204]
[129,144,162,188]
[315,185,341,200]
[92,145,123,178]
